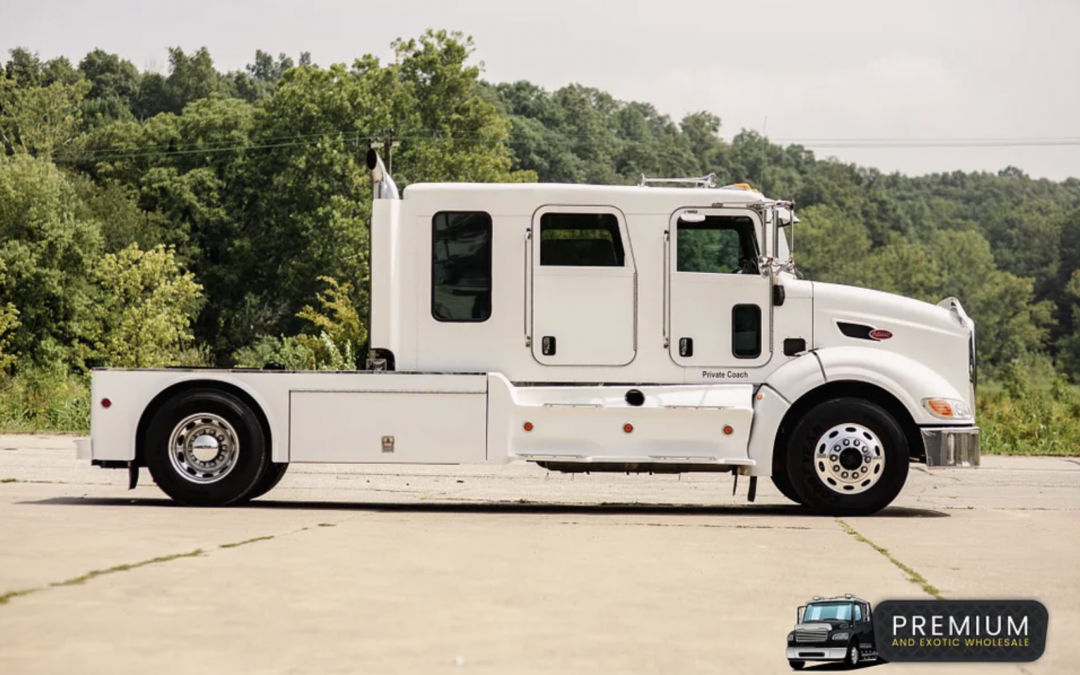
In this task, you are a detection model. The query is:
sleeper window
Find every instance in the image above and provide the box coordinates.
[431,212,492,322]
[539,213,625,267]
[677,216,758,274]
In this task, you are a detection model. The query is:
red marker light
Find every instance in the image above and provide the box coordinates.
[623,423,634,433]
[523,421,533,432]
[101,398,112,408]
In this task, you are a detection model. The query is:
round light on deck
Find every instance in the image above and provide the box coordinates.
[101,398,112,408]
[623,423,634,433]
[523,421,533,432]
[723,425,734,435]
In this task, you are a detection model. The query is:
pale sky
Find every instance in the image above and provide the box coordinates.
[2,0,1079,179]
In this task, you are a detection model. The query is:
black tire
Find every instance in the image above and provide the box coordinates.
[788,660,805,670]
[240,462,289,502]
[844,641,860,669]
[145,388,270,506]
[771,471,804,505]
[785,398,909,516]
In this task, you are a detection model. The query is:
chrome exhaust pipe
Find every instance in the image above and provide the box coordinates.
[366,148,399,200]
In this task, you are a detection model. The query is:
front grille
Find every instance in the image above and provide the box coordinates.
[795,629,828,643]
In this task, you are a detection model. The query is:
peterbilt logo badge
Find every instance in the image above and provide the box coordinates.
[869,329,893,340]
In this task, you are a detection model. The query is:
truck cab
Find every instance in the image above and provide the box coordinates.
[787,594,877,669]
[77,154,979,514]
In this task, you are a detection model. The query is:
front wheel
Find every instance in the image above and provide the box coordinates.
[845,642,860,669]
[788,660,805,670]
[785,398,909,516]
[145,388,270,506]
[771,470,803,505]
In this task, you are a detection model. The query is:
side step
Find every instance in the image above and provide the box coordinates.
[536,461,747,474]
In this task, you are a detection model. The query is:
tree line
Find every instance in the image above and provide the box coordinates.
[1,30,1079,386]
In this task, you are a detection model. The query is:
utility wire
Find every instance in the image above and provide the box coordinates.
[53,131,504,164]
[53,133,1080,164]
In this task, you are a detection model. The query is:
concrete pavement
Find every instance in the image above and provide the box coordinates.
[0,435,1077,675]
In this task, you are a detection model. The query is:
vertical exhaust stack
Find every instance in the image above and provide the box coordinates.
[366,148,400,200]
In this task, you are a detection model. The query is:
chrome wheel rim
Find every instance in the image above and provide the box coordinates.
[814,423,885,495]
[850,645,859,665]
[168,413,240,484]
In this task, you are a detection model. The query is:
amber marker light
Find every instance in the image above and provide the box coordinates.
[723,425,734,435]
[523,421,533,431]
[623,423,634,433]
[922,397,971,419]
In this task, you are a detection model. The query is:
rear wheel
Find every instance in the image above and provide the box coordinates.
[786,398,909,516]
[240,462,289,502]
[145,389,269,506]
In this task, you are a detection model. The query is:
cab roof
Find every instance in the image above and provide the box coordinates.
[402,181,771,216]
[809,595,869,605]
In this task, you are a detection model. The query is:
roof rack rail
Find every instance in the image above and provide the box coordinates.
[638,173,716,188]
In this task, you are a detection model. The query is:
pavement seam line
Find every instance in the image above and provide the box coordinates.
[219,535,274,549]
[836,519,944,600]
[0,548,204,606]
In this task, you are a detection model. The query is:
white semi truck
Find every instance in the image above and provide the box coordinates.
[76,151,979,515]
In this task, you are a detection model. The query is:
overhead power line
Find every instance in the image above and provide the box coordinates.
[771,137,1080,149]
[52,132,1080,165]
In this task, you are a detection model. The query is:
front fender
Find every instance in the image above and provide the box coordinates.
[813,346,969,425]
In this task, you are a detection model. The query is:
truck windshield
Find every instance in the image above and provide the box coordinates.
[803,602,853,622]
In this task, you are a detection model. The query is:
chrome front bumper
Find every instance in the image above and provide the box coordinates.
[786,647,846,661]
[922,426,979,467]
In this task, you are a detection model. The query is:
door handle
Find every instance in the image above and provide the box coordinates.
[679,337,694,357]
[542,336,557,356]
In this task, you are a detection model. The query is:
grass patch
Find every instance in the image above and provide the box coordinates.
[837,520,942,599]
[317,523,336,527]
[978,373,1080,456]
[1,477,16,483]
[0,369,90,434]
[219,535,274,549]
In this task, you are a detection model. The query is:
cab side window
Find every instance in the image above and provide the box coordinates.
[676,216,758,275]
[432,211,493,322]
[854,604,864,622]
[540,213,625,267]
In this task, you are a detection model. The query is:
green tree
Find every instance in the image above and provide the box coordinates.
[0,155,102,365]
[0,69,91,159]
[78,49,140,125]
[794,204,873,286]
[93,244,203,368]
[0,259,20,373]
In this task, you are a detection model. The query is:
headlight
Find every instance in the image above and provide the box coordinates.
[787,632,794,642]
[831,631,850,641]
[923,397,972,420]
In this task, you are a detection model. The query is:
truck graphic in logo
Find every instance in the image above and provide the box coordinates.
[786,594,879,669]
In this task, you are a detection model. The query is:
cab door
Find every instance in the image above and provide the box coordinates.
[529,206,636,366]
[667,208,772,370]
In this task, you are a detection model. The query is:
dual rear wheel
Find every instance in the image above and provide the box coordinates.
[144,389,285,506]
